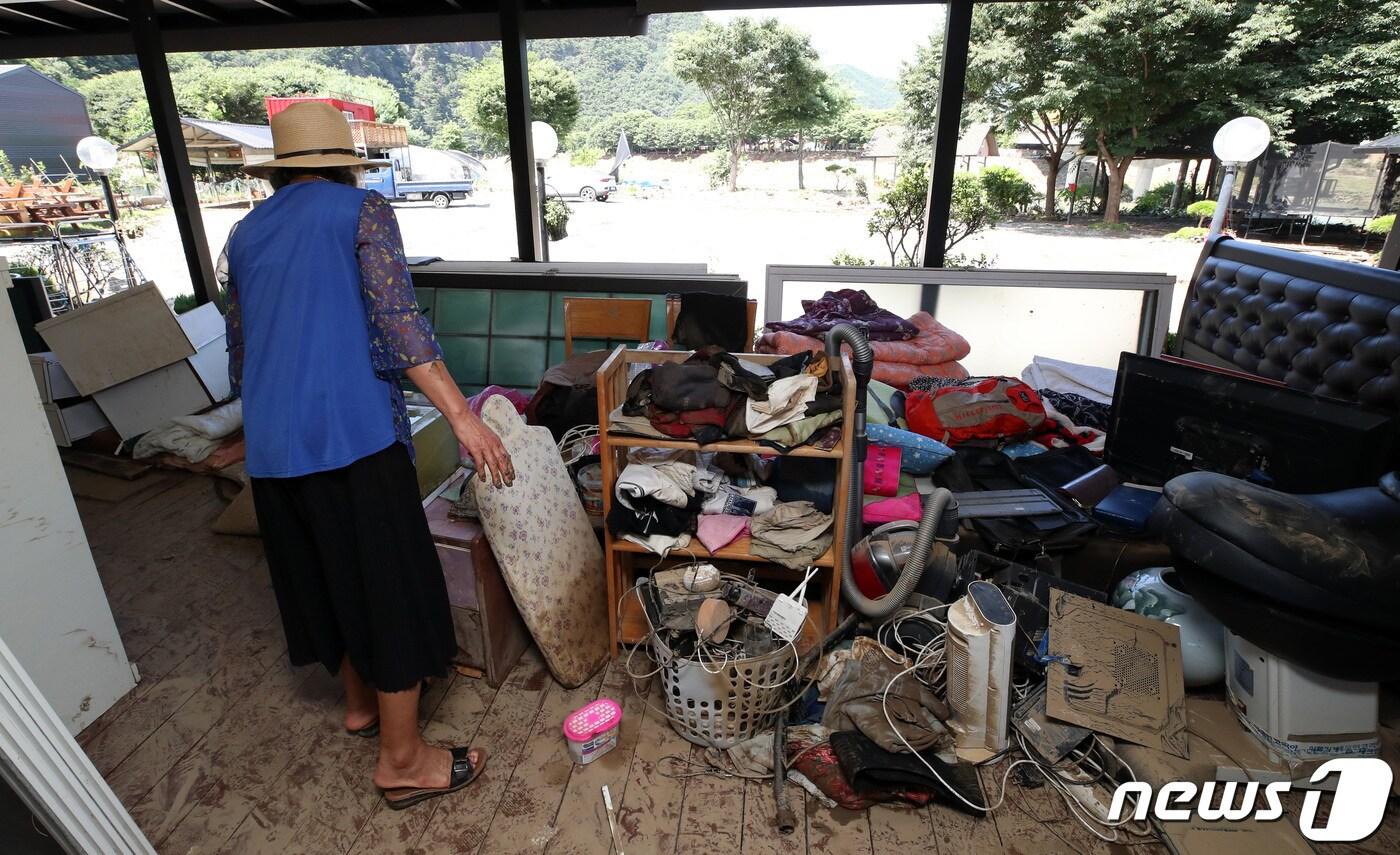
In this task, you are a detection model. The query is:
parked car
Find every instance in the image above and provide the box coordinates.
[546,167,615,202]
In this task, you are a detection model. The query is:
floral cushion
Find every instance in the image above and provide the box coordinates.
[471,396,607,687]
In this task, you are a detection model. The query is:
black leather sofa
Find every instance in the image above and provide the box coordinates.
[1174,235,1400,414]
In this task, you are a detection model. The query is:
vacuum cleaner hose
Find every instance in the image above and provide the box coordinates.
[826,323,955,619]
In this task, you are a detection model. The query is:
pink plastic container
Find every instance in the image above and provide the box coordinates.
[562,698,622,765]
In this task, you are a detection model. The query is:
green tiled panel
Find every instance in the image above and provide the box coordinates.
[489,337,548,388]
[645,295,668,341]
[493,290,550,336]
[435,290,491,334]
[415,287,435,318]
[439,336,489,386]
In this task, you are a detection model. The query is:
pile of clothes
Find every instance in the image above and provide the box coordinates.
[702,634,983,814]
[756,289,970,389]
[609,346,843,452]
[606,446,834,567]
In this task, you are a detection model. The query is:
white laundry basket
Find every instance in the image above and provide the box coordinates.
[650,633,798,749]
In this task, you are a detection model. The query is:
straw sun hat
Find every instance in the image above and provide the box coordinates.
[244,101,389,177]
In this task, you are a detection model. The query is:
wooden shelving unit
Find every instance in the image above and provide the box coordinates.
[596,346,856,654]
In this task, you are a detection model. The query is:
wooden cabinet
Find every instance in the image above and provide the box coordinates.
[424,486,530,686]
[594,346,855,654]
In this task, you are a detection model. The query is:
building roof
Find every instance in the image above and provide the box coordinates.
[121,118,273,156]
[1359,133,1400,152]
[957,122,998,158]
[0,62,86,98]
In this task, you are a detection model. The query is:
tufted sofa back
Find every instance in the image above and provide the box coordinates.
[1175,236,1400,415]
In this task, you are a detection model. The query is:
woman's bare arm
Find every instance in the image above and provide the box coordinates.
[406,360,514,487]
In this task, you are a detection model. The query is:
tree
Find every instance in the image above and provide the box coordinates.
[1244,0,1400,145]
[457,53,580,155]
[765,57,850,189]
[965,3,1086,216]
[671,17,818,191]
[898,34,942,153]
[866,163,1004,266]
[1058,1,1269,223]
[77,58,406,144]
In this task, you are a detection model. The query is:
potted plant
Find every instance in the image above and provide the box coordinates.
[544,197,570,241]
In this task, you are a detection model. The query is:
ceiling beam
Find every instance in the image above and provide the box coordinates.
[0,3,645,57]
[61,0,127,21]
[0,1,82,30]
[248,0,298,19]
[157,0,223,24]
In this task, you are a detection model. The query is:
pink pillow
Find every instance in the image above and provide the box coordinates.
[862,445,903,497]
[864,493,922,525]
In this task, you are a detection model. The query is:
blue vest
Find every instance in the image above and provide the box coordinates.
[228,180,397,478]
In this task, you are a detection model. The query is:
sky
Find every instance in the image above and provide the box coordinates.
[705,5,944,80]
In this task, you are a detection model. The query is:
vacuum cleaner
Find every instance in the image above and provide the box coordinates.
[826,322,960,618]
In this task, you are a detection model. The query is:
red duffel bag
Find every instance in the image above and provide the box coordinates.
[906,377,1046,444]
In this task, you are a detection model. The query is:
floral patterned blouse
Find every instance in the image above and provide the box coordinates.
[219,189,442,457]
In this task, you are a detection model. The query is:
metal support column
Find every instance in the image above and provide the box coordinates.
[1381,223,1400,271]
[919,0,973,312]
[127,0,217,305]
[500,0,541,262]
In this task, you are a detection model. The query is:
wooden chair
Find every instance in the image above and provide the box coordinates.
[562,296,654,358]
[664,296,758,352]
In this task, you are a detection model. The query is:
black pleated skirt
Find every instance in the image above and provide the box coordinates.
[250,441,455,693]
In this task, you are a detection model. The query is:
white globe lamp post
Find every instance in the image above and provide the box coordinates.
[1208,117,1271,238]
[76,135,121,221]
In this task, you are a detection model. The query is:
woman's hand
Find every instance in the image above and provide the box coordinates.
[452,412,514,488]
[403,360,514,488]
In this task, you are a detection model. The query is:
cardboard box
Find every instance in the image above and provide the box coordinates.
[91,303,230,439]
[29,352,81,403]
[42,399,110,447]
[34,282,196,396]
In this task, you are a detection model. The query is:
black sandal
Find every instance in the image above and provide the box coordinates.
[382,747,487,811]
[347,720,379,738]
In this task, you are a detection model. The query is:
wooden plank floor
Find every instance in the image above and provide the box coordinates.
[70,470,1394,855]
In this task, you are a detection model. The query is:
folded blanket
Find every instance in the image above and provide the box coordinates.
[758,311,971,366]
[875,360,967,389]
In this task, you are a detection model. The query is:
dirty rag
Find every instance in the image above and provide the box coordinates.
[821,636,950,753]
[746,374,818,434]
[749,501,833,568]
[133,399,243,463]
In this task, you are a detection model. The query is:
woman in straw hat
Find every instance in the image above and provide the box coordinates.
[220,101,509,809]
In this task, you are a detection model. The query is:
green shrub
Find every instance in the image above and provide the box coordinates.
[978,166,1036,215]
[1167,226,1209,241]
[1131,182,1178,216]
[831,250,872,266]
[825,163,857,193]
[1185,199,1216,224]
[853,174,869,201]
[698,151,730,190]
[172,287,229,314]
[1366,213,1394,235]
[569,146,606,167]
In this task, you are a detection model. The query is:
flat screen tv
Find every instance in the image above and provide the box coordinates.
[1105,353,1398,493]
